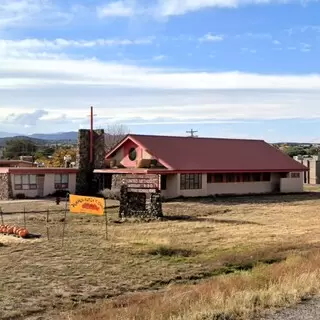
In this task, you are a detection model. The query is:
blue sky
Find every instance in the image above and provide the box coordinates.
[0,0,320,142]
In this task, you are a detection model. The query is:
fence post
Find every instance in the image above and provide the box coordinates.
[0,207,3,225]
[46,208,50,241]
[61,193,69,248]
[23,207,26,229]
[104,199,108,240]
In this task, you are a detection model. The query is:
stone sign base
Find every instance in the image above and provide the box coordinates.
[119,185,163,219]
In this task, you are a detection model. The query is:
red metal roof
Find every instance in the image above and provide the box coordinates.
[120,134,308,172]
[8,168,79,174]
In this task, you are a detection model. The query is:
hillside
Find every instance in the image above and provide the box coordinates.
[0,136,48,147]
[29,131,78,141]
[0,131,77,141]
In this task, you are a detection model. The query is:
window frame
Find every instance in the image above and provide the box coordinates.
[14,174,37,190]
[207,173,224,183]
[54,174,69,189]
[225,173,235,183]
[291,172,300,178]
[252,173,261,182]
[180,173,202,190]
[160,175,167,190]
[128,147,137,161]
[262,173,271,181]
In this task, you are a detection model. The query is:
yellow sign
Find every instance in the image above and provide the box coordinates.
[69,194,105,216]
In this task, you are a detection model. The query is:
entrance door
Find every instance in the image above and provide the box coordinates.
[37,175,45,197]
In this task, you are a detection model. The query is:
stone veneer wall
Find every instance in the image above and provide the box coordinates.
[76,129,105,195]
[0,173,11,200]
[119,185,163,219]
[111,174,126,189]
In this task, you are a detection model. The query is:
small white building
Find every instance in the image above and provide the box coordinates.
[0,166,78,200]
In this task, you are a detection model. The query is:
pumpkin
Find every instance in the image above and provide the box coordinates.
[7,226,14,234]
[18,229,29,238]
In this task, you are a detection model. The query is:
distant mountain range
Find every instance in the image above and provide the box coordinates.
[0,131,78,140]
[0,131,78,147]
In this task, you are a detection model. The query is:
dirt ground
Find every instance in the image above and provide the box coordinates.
[1,193,320,320]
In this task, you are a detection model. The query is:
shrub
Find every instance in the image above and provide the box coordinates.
[16,193,26,199]
[51,190,69,198]
[147,245,195,258]
[100,188,120,200]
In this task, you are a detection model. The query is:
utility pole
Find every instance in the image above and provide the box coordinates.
[88,106,97,164]
[186,129,198,137]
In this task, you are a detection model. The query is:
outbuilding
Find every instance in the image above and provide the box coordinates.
[0,166,78,200]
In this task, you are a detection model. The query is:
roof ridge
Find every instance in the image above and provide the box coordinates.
[129,133,265,142]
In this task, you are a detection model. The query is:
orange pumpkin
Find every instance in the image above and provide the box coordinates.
[7,226,14,234]
[18,229,29,238]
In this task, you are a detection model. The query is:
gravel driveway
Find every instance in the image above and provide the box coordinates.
[260,299,320,320]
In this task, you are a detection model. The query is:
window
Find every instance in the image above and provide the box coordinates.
[180,174,202,190]
[207,174,224,183]
[225,173,235,183]
[262,173,271,181]
[128,148,137,161]
[243,173,251,182]
[280,172,289,178]
[14,174,37,190]
[252,173,261,182]
[291,172,300,178]
[234,174,242,182]
[55,174,69,189]
[161,175,167,190]
[215,174,224,183]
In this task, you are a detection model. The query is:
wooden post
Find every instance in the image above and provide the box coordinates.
[90,106,93,164]
[104,199,108,240]
[61,193,69,248]
[0,207,4,225]
[46,208,50,241]
[23,207,26,229]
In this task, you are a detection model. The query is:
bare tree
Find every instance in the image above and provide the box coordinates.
[104,124,129,152]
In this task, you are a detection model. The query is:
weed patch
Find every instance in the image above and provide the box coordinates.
[67,250,320,320]
[147,245,196,258]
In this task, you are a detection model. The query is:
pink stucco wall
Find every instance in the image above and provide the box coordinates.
[121,140,142,167]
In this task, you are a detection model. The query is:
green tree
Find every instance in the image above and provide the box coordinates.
[3,139,38,160]
[308,146,320,156]
[34,146,56,159]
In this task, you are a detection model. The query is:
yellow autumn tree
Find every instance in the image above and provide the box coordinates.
[38,147,77,167]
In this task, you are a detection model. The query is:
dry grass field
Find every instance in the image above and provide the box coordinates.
[1,191,320,319]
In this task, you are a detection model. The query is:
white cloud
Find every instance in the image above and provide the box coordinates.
[0,38,153,53]
[0,0,72,29]
[96,0,311,19]
[241,47,257,54]
[2,56,320,90]
[300,42,311,52]
[237,32,272,39]
[154,0,305,17]
[97,0,136,18]
[153,55,167,61]
[0,53,320,134]
[199,33,224,42]
[273,40,281,45]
